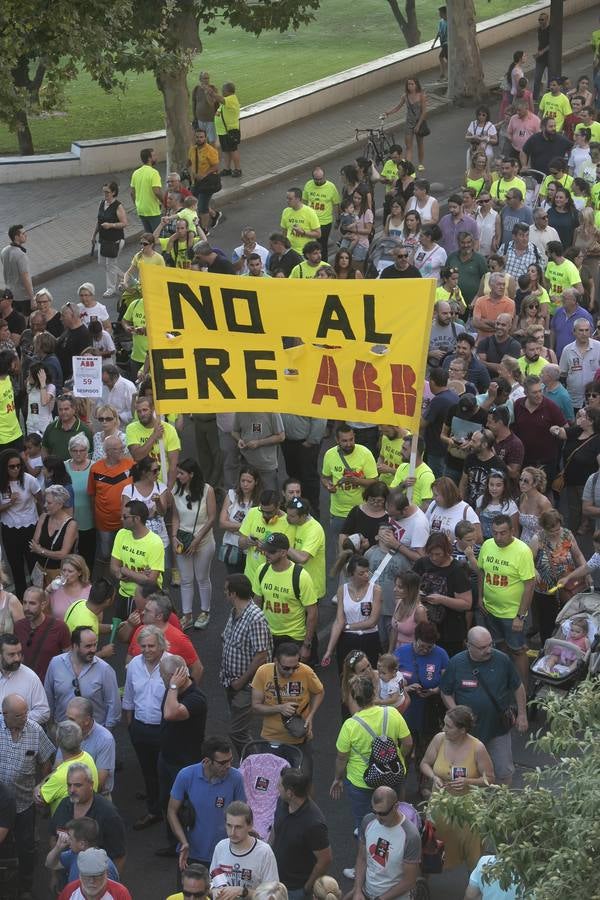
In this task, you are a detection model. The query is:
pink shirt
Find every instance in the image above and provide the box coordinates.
[507,112,541,151]
[51,584,91,621]
[390,609,418,649]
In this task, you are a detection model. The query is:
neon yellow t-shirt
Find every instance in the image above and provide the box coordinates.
[435,284,467,313]
[280,206,321,253]
[592,183,600,212]
[544,259,582,297]
[239,507,295,584]
[379,434,405,486]
[337,705,410,787]
[130,164,162,217]
[41,751,98,813]
[490,176,527,204]
[0,376,22,444]
[574,121,600,143]
[322,444,378,518]
[215,94,240,135]
[538,92,572,132]
[125,418,181,483]
[122,297,148,363]
[252,562,317,640]
[302,179,341,225]
[593,28,600,58]
[517,355,548,377]
[111,528,165,597]
[478,536,535,618]
[539,171,573,198]
[291,517,326,598]
[63,599,99,636]
[289,260,329,279]
[391,461,435,507]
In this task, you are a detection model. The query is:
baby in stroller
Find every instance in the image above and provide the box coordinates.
[537,615,591,675]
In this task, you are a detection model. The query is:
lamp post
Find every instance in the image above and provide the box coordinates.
[547,0,563,82]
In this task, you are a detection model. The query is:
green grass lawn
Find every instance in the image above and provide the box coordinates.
[0,0,529,155]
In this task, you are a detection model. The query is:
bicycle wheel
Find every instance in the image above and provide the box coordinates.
[410,877,431,900]
[364,138,379,164]
[381,130,396,157]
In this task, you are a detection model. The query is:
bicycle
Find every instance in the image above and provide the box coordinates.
[355,116,396,166]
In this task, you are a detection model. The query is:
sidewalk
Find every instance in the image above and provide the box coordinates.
[0,7,594,283]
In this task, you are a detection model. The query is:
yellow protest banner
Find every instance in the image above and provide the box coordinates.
[141,267,435,428]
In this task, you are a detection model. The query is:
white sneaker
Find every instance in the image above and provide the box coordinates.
[194,612,210,630]
[343,868,355,880]
[103,289,116,298]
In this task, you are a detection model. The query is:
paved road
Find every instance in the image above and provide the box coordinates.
[26,47,594,900]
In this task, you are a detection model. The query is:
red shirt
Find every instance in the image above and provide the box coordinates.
[512,396,566,466]
[128,622,198,666]
[88,458,133,532]
[59,879,132,900]
[14,616,71,682]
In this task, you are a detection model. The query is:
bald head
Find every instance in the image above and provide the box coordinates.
[435,300,452,325]
[2,694,28,730]
[372,786,398,806]
[466,626,493,660]
[468,626,491,643]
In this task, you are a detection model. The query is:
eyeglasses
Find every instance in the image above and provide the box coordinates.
[279,663,299,673]
[72,677,81,697]
[210,755,233,767]
[373,805,397,818]
[97,416,114,422]
[396,254,409,259]
[586,392,600,399]
[467,640,493,651]
[140,241,151,247]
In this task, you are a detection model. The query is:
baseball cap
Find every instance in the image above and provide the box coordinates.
[77,847,109,876]
[0,289,13,300]
[263,532,290,551]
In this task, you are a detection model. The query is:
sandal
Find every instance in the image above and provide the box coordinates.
[179,614,193,631]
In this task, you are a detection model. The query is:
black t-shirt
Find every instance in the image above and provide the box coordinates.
[56,324,91,379]
[207,255,236,275]
[477,334,522,365]
[380,264,422,279]
[537,25,550,62]
[341,506,389,547]
[51,794,126,862]
[443,405,488,473]
[0,783,16,860]
[160,684,207,766]
[522,132,572,174]
[563,428,600,487]
[462,452,507,507]
[413,557,470,647]
[5,309,27,335]
[272,798,330,889]
[45,312,64,339]
[268,249,303,278]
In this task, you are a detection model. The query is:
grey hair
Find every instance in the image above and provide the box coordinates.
[573,317,591,330]
[160,654,186,678]
[146,593,172,622]
[489,272,506,287]
[78,282,95,296]
[66,696,94,719]
[57,719,83,752]
[68,433,90,452]
[542,363,560,380]
[45,484,71,507]
[34,288,53,303]
[138,624,168,651]
[67,762,94,783]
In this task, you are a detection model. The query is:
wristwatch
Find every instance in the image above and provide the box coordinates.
[169,683,178,690]
[516,612,527,621]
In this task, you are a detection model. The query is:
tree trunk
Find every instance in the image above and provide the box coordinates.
[385,0,421,47]
[547,0,563,85]
[14,108,34,155]
[447,0,484,102]
[156,69,192,174]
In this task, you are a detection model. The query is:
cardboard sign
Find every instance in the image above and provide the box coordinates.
[73,356,103,398]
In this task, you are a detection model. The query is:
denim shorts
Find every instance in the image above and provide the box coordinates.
[483,608,527,651]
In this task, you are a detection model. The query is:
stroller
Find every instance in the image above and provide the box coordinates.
[519,168,545,210]
[529,592,600,703]
[365,235,402,278]
[239,740,303,840]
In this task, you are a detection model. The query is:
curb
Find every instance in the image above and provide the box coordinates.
[31,39,590,285]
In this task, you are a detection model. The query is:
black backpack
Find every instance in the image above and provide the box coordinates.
[353,707,405,791]
[257,562,302,601]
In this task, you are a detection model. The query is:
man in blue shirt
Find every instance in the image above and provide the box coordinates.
[422,368,459,477]
[168,736,246,870]
[550,288,593,361]
[442,333,490,393]
[540,365,575,423]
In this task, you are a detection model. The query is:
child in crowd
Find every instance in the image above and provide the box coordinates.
[23,433,45,489]
[540,616,591,674]
[377,653,410,713]
[88,319,116,362]
[453,521,480,627]
[338,198,359,252]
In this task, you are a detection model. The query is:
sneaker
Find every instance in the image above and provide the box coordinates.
[417,164,425,171]
[220,168,232,176]
[194,612,210,630]
[343,868,355,880]
[171,567,181,586]
[180,614,193,632]
[231,169,242,177]
[210,210,224,229]
[103,289,117,298]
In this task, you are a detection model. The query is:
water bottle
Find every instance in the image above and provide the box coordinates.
[49,574,67,592]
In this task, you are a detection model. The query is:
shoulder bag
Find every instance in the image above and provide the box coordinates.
[176,492,201,552]
[31,517,74,588]
[552,434,597,493]
[272,664,307,739]
[407,98,431,137]
[470,663,517,733]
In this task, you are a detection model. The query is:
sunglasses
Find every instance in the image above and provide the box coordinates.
[72,677,81,697]
[97,416,114,422]
[140,241,151,247]
[396,254,409,259]
[185,493,193,510]
[373,805,397,818]
[279,663,299,673]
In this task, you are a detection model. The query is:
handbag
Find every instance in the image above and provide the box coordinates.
[99,241,119,258]
[551,434,597,493]
[176,495,201,551]
[217,543,243,566]
[31,516,73,588]
[415,120,431,137]
[195,172,222,194]
[471,664,517,733]
[272,664,307,740]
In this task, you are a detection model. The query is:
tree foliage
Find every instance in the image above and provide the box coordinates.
[428,679,600,899]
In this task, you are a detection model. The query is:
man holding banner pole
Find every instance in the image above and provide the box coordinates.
[321,424,378,538]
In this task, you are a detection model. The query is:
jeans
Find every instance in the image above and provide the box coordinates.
[425,451,445,478]
[533,58,548,101]
[175,535,216,616]
[281,438,321,518]
[319,222,333,260]
[345,779,373,833]
[96,529,117,563]
[140,215,162,233]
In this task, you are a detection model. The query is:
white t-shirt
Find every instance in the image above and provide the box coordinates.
[78,301,110,326]
[393,507,431,550]
[231,243,269,276]
[0,473,41,528]
[378,672,405,700]
[121,480,169,547]
[210,837,278,889]
[426,499,480,539]
[360,813,421,899]
[413,243,447,282]
[26,383,56,436]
